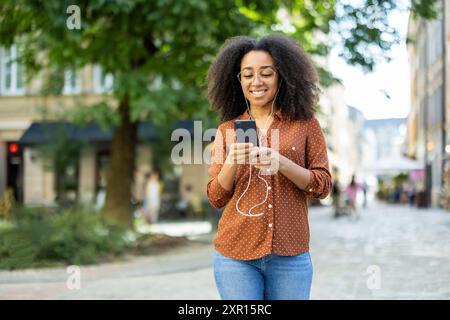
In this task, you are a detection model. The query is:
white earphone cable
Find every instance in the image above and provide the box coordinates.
[235,84,280,217]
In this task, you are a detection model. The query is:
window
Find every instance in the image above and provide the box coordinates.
[0,45,25,95]
[63,69,82,95]
[93,65,113,93]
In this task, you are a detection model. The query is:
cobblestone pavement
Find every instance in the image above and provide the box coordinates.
[0,201,449,299]
[310,202,450,299]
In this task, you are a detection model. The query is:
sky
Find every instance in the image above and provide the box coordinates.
[328,8,411,120]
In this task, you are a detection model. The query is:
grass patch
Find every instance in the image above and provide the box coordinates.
[0,206,190,270]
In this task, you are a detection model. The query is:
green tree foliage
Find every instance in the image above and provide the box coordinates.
[334,0,439,71]
[0,0,438,227]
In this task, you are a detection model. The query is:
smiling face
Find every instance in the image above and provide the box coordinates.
[239,50,279,109]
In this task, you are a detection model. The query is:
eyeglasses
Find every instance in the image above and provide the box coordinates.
[237,67,277,83]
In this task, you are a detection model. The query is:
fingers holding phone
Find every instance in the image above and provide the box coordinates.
[226,142,257,165]
[229,119,260,165]
[250,147,280,175]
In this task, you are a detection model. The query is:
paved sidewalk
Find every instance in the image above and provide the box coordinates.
[1,202,449,299]
[310,202,450,299]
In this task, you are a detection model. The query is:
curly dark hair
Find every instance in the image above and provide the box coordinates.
[207,34,320,123]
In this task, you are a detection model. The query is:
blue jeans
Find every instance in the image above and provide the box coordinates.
[213,250,313,300]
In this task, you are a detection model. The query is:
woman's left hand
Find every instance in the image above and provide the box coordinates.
[250,147,283,175]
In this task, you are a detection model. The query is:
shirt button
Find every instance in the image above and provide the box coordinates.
[292,146,296,150]
[267,186,271,190]
[268,204,273,209]
[309,188,313,192]
[268,223,273,228]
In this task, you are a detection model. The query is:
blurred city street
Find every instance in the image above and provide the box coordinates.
[1,201,449,300]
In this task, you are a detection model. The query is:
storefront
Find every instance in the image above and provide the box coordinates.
[16,121,159,206]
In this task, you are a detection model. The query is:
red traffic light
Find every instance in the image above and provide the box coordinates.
[9,143,19,154]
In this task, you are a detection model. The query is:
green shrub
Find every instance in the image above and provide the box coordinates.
[0,228,39,269]
[0,207,134,270]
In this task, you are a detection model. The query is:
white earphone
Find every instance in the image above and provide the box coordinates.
[235,81,281,217]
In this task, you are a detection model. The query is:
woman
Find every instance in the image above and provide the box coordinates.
[344,175,361,219]
[206,34,331,300]
[143,171,161,224]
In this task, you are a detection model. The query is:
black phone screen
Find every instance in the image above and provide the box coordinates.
[234,120,259,147]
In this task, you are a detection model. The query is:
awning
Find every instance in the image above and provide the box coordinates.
[370,155,424,175]
[18,120,202,146]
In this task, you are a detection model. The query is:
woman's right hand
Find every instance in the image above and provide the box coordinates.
[225,142,256,165]
[218,143,255,191]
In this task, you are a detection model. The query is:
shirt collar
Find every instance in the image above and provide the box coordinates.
[239,109,284,121]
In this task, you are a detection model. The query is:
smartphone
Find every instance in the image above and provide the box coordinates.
[234,120,259,147]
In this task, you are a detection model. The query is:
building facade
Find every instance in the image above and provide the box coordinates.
[407,0,450,207]
[0,45,210,210]
[319,81,371,194]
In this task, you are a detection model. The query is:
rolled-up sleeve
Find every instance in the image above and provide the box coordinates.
[207,125,234,208]
[303,117,332,199]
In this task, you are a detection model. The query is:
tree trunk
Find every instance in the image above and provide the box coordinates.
[102,96,137,228]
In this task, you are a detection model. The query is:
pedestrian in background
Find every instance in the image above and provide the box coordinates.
[143,171,161,224]
[344,175,361,219]
[362,180,368,209]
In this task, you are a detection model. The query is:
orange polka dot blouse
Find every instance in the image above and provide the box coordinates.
[207,110,332,260]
